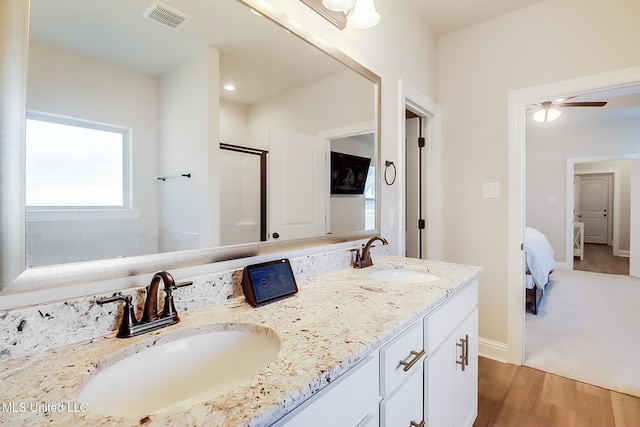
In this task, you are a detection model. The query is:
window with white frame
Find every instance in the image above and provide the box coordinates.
[26,112,131,210]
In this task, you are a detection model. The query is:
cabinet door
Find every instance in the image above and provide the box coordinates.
[453,308,478,427]
[424,341,454,427]
[425,303,478,427]
[380,366,424,427]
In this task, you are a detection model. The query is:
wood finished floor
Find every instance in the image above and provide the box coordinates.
[474,357,640,427]
[573,243,629,275]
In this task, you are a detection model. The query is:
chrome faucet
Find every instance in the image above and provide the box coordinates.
[352,236,388,268]
[96,271,193,338]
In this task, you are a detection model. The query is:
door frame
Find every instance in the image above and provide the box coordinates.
[405,114,427,258]
[567,159,632,264]
[507,65,640,365]
[399,79,441,260]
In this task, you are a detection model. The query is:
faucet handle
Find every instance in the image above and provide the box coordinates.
[350,247,362,267]
[160,280,192,321]
[96,292,129,305]
[173,280,194,289]
[96,293,138,338]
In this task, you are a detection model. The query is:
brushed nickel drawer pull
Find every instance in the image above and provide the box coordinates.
[410,420,425,427]
[399,349,426,372]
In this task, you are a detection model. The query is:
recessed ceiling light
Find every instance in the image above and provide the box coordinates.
[224,84,236,92]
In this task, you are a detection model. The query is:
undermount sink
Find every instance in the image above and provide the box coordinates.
[368,269,439,284]
[77,324,280,417]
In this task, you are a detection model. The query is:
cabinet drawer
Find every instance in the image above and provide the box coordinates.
[425,280,477,352]
[380,366,424,427]
[380,321,424,397]
[273,354,379,426]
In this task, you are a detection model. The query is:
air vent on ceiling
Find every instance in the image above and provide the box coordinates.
[143,1,191,31]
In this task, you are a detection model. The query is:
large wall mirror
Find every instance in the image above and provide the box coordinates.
[0,0,380,296]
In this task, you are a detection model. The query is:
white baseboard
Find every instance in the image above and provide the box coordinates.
[618,250,630,258]
[478,337,510,363]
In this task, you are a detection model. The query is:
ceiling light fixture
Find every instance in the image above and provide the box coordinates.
[533,107,562,123]
[320,0,380,29]
[346,0,380,29]
[322,0,356,12]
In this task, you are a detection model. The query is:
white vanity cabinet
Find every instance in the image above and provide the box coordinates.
[424,280,478,427]
[272,279,478,427]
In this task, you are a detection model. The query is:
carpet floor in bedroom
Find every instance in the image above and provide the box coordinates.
[525,269,640,398]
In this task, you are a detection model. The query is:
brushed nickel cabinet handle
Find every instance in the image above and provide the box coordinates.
[399,349,426,372]
[410,420,425,427]
[456,337,466,371]
[464,333,470,367]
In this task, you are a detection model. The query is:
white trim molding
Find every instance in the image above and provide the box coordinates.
[398,79,441,261]
[478,337,510,363]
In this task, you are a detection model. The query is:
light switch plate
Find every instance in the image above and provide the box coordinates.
[483,182,501,199]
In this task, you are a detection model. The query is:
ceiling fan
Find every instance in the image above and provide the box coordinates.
[532,98,607,122]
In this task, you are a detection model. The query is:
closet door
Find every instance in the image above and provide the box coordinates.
[578,175,610,244]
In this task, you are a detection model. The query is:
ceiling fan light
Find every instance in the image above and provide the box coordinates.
[533,107,562,123]
[547,107,561,121]
[322,0,356,12]
[347,0,380,29]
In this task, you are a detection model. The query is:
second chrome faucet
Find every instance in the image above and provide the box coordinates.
[97,271,193,338]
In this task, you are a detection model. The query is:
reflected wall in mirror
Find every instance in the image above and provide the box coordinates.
[25,0,378,268]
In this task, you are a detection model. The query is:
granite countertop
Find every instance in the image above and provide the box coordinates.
[0,257,481,426]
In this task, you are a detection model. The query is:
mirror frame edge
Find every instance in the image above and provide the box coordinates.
[0,0,382,297]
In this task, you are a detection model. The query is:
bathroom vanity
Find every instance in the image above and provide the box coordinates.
[0,257,480,426]
[274,268,478,427]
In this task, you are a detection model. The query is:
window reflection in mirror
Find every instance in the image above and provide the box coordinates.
[24,0,378,268]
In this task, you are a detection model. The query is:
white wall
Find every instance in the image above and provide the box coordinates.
[26,41,160,265]
[438,0,640,350]
[248,70,375,150]
[159,47,221,251]
[527,116,638,260]
[220,98,249,145]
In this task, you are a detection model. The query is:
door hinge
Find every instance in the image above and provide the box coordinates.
[521,243,524,251]
[418,137,426,148]
[418,219,426,230]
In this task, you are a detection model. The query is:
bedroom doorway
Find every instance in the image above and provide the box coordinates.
[508,66,640,365]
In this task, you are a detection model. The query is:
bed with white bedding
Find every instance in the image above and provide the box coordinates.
[524,227,557,314]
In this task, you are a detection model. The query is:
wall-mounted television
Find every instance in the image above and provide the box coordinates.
[330,151,371,195]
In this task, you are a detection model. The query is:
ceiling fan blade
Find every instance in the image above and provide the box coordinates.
[558,101,607,107]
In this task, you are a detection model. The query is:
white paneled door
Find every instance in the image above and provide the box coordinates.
[578,175,611,244]
[269,131,327,241]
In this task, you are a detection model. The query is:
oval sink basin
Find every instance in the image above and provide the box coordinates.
[77,324,280,417]
[368,269,439,284]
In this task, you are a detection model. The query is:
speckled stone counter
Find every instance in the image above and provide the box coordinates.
[0,257,480,426]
